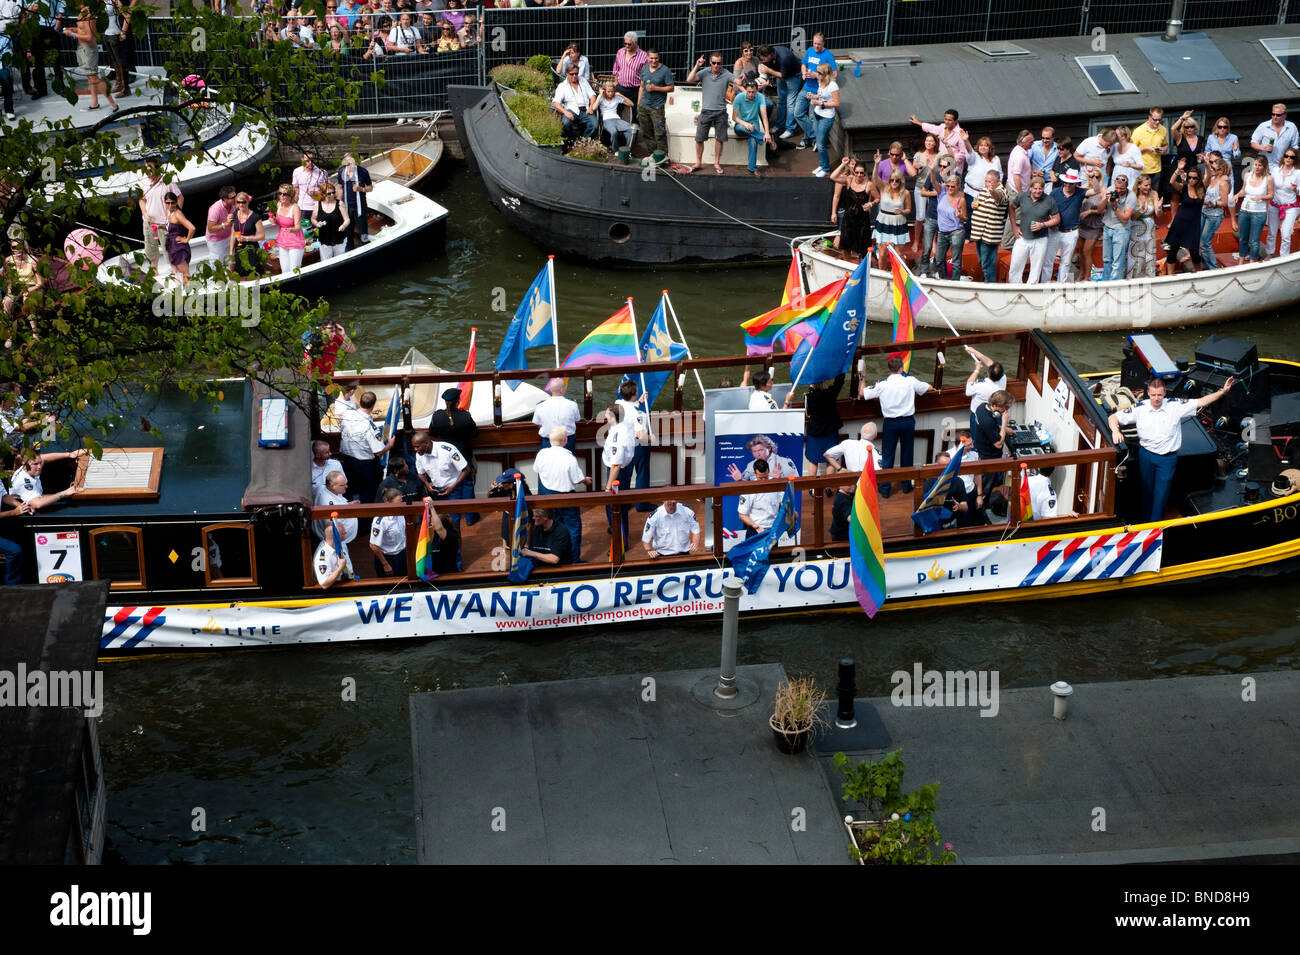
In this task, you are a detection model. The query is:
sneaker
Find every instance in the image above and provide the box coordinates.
[779,129,795,140]
[795,140,809,150]
[3,113,13,121]
[812,167,827,177]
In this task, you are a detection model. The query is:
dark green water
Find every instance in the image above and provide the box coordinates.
[97,161,1300,864]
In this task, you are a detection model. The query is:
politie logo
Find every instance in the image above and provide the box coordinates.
[917,559,1000,585]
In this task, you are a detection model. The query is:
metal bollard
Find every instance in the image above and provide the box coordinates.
[714,578,743,699]
[1051,680,1074,720]
[836,658,857,728]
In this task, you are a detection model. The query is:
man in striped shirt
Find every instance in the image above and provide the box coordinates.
[613,31,647,123]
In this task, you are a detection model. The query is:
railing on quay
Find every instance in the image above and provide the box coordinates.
[133,0,1296,121]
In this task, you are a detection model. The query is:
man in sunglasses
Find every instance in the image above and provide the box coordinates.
[552,63,597,145]
[1250,102,1299,170]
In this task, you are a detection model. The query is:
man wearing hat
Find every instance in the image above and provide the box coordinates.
[429,386,480,525]
[1042,168,1089,282]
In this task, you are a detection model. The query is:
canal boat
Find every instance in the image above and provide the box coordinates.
[450,83,831,266]
[94,178,449,298]
[795,226,1300,333]
[10,329,1300,654]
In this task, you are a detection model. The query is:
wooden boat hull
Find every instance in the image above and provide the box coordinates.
[95,178,449,298]
[363,137,444,191]
[450,84,830,267]
[797,236,1300,332]
[97,490,1300,653]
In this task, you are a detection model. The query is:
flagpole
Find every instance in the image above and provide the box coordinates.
[625,296,649,409]
[547,255,560,370]
[462,326,477,410]
[787,270,848,393]
[663,290,707,400]
[887,245,962,340]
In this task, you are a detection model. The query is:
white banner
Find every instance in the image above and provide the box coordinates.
[100,528,1163,651]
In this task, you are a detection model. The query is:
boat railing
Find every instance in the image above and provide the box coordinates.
[331,330,1035,426]
[302,443,1117,592]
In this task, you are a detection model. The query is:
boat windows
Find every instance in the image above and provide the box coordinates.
[1075,55,1139,95]
[89,527,146,591]
[609,222,631,244]
[1261,37,1300,89]
[201,523,258,588]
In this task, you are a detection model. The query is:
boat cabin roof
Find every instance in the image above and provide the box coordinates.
[838,26,1300,132]
[44,380,257,521]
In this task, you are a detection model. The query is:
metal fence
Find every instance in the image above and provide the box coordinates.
[136,0,1296,118]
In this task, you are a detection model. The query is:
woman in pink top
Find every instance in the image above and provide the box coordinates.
[274,184,306,274]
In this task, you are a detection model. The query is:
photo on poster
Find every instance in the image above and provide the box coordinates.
[713,410,804,552]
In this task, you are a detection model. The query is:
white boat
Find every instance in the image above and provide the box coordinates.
[795,231,1300,333]
[362,127,445,190]
[96,177,449,296]
[326,348,548,430]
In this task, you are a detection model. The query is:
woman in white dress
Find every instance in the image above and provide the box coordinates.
[1111,126,1145,190]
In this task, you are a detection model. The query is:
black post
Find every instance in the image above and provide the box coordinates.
[836,657,857,728]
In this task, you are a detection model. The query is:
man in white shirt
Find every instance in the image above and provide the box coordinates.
[314,530,356,589]
[368,487,407,577]
[748,370,779,410]
[642,500,701,557]
[616,380,652,511]
[1026,467,1075,520]
[737,458,784,537]
[412,431,470,524]
[9,449,87,510]
[0,476,31,584]
[531,380,581,450]
[313,470,358,543]
[602,403,635,554]
[534,426,590,560]
[137,158,182,272]
[1108,375,1233,523]
[311,439,344,496]
[1074,130,1115,179]
[964,349,1007,430]
[338,390,394,511]
[859,356,933,497]
[552,65,597,142]
[823,422,882,474]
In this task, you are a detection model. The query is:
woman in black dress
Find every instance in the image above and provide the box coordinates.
[228,191,266,277]
[829,156,877,259]
[311,182,351,261]
[1164,158,1204,273]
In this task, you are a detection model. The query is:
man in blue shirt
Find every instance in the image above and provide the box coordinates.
[731,79,772,174]
[1028,126,1058,184]
[756,43,802,140]
[794,32,834,149]
[1041,169,1089,282]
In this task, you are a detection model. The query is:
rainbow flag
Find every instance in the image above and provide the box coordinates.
[561,301,640,368]
[1019,464,1034,521]
[414,503,437,582]
[849,454,886,618]
[741,274,847,355]
[455,327,477,411]
[888,246,928,373]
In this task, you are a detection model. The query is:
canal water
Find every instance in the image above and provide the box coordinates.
[96,161,1300,864]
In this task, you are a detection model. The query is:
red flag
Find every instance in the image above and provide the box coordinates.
[456,327,477,411]
[1019,463,1033,521]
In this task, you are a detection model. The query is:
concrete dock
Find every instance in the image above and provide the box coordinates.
[412,665,1298,865]
[823,670,1300,864]
[410,664,851,864]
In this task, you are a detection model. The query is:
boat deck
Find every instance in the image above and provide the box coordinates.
[5,67,167,129]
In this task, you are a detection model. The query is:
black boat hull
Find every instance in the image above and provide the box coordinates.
[450,84,832,267]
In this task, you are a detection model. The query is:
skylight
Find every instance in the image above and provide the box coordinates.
[1076,55,1139,95]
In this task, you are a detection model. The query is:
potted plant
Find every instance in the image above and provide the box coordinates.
[768,676,827,754]
[834,749,957,865]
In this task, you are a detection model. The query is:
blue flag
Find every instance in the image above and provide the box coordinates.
[623,295,689,406]
[791,256,869,385]
[331,518,352,582]
[911,449,964,534]
[496,263,555,390]
[726,482,800,594]
[506,478,534,583]
[380,384,401,469]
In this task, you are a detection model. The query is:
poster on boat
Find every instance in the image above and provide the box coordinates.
[34,530,84,584]
[711,410,804,552]
[99,529,1163,651]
